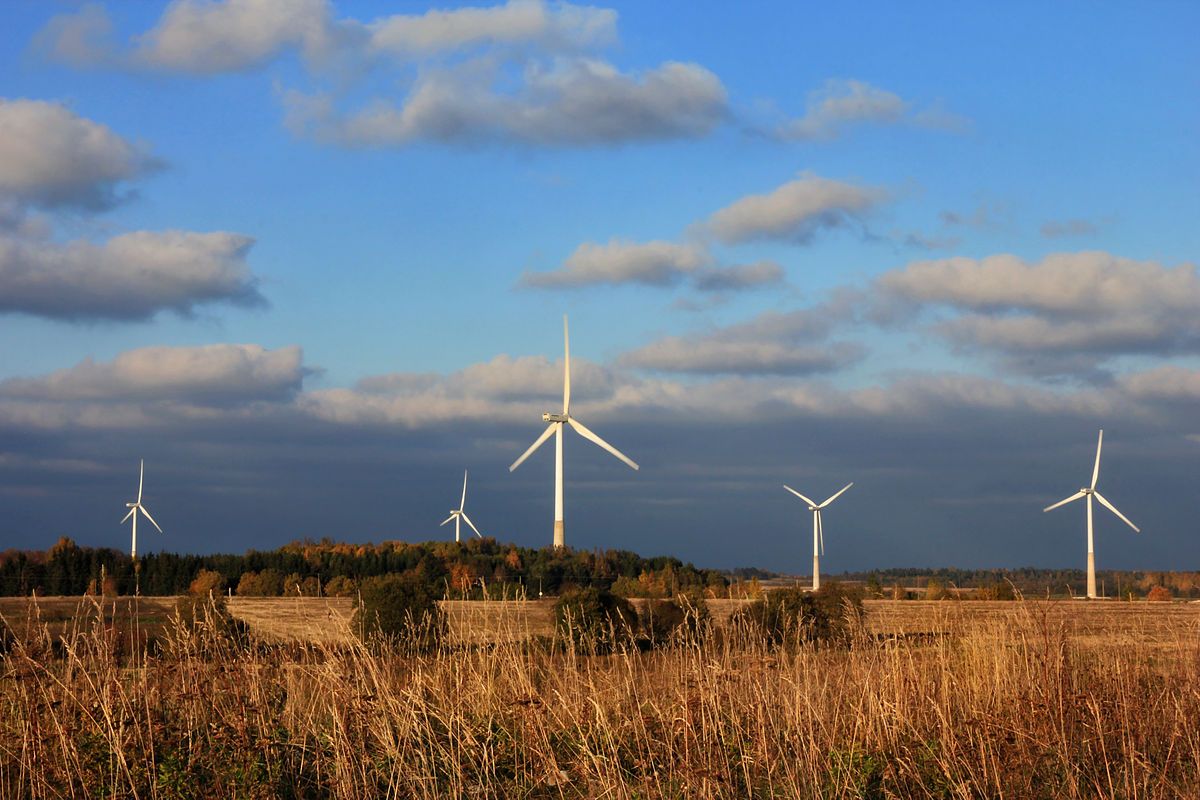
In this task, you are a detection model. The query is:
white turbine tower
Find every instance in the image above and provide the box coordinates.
[120,459,162,561]
[783,482,853,591]
[1043,430,1139,599]
[441,470,483,543]
[509,315,639,549]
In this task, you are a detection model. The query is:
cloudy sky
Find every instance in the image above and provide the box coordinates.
[1,1,1197,574]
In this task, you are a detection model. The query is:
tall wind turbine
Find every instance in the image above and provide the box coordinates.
[120,459,162,561]
[783,482,853,591]
[509,315,639,549]
[1043,430,1139,599]
[441,470,483,543]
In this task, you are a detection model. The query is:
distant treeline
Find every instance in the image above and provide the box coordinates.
[840,567,1200,600]
[0,539,1193,599]
[0,537,730,598]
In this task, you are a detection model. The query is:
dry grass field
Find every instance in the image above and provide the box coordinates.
[1,596,1197,798]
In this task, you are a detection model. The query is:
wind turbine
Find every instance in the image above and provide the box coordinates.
[120,459,162,561]
[783,482,853,591]
[441,470,483,543]
[1043,430,1139,599]
[509,315,638,549]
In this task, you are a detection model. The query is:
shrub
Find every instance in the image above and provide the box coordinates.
[324,575,358,597]
[554,587,637,653]
[236,569,284,596]
[352,573,444,647]
[739,582,863,647]
[1147,585,1172,602]
[642,589,711,647]
[188,568,226,597]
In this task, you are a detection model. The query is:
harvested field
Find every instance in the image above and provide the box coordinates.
[2,596,1199,797]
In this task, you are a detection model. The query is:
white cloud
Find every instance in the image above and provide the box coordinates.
[781,79,906,141]
[31,4,116,68]
[621,337,862,376]
[0,229,264,321]
[520,239,708,288]
[0,99,159,210]
[297,58,727,147]
[39,2,727,149]
[0,344,306,403]
[779,79,967,141]
[704,174,885,245]
[692,260,785,292]
[132,0,340,74]
[367,0,616,57]
[875,251,1200,374]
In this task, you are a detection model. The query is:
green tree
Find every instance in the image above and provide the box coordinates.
[554,587,637,653]
[353,572,444,646]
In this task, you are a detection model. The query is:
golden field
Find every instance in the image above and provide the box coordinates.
[0,595,1197,798]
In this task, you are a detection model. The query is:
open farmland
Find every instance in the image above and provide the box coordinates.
[3,595,1198,797]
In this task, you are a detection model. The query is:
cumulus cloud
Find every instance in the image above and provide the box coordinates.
[133,0,341,74]
[367,0,616,57]
[621,337,862,376]
[876,251,1200,372]
[0,99,159,211]
[0,344,306,404]
[620,306,861,376]
[31,4,116,68]
[40,2,728,149]
[779,79,967,141]
[703,174,885,245]
[291,59,727,147]
[692,260,785,292]
[0,229,264,322]
[520,239,709,288]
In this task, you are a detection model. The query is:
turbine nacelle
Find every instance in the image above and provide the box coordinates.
[542,412,568,423]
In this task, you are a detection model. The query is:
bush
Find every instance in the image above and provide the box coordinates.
[188,568,226,597]
[352,573,444,647]
[236,569,284,596]
[1147,585,1173,602]
[554,587,637,653]
[642,589,711,647]
[324,575,358,597]
[739,582,863,647]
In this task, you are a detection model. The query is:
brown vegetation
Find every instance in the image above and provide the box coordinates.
[1,597,1197,797]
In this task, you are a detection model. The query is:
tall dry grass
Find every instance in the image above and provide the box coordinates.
[1,597,1197,798]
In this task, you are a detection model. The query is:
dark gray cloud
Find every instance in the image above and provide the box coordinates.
[1,341,1195,571]
[0,98,160,211]
[0,229,264,322]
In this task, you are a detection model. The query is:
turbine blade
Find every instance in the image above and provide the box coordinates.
[1093,491,1140,533]
[462,512,483,538]
[819,482,854,508]
[1043,490,1086,513]
[139,505,163,533]
[1091,429,1103,490]
[120,508,135,524]
[138,459,144,503]
[562,315,571,415]
[509,422,558,471]
[566,417,639,470]
[783,485,817,506]
[460,469,468,510]
[817,511,825,556]
[440,515,455,526]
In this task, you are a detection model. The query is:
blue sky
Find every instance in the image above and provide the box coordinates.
[1,1,1197,574]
